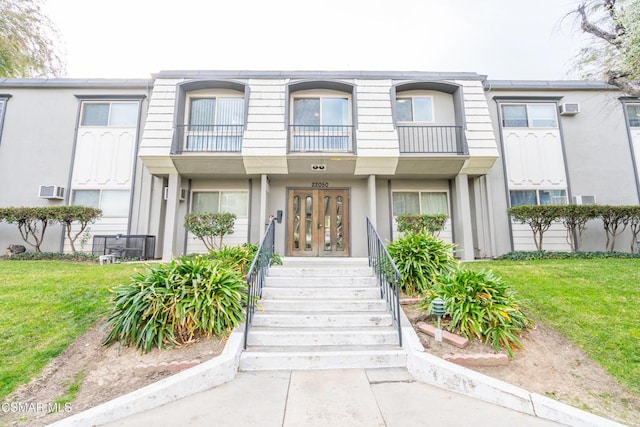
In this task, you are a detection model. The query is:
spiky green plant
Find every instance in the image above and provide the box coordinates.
[103,255,247,353]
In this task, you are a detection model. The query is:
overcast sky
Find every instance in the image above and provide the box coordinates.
[43,0,589,80]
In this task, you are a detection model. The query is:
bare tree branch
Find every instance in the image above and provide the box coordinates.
[578,2,623,47]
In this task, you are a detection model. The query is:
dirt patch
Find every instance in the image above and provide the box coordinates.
[0,321,225,426]
[2,305,639,427]
[403,302,640,426]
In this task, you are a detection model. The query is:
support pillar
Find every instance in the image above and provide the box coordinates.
[259,174,270,228]
[454,173,475,261]
[162,173,181,261]
[367,175,377,225]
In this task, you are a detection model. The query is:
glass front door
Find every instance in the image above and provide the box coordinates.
[287,189,349,257]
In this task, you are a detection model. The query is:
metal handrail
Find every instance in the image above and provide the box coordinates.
[289,124,354,152]
[176,124,244,153]
[397,125,465,154]
[244,219,276,349]
[366,217,402,346]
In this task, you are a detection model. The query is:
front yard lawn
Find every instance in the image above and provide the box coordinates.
[466,259,640,395]
[0,261,141,399]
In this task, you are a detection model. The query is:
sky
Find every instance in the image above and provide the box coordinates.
[42,0,590,80]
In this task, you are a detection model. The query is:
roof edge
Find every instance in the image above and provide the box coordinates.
[485,80,619,91]
[152,70,486,81]
[0,78,152,89]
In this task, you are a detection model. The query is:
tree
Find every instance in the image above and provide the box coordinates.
[54,206,102,253]
[184,212,237,250]
[0,0,65,77]
[508,205,559,251]
[574,0,640,96]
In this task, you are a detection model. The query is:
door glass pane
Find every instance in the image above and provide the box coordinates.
[293,196,300,250]
[420,192,448,215]
[81,103,109,126]
[220,191,248,216]
[392,192,420,215]
[109,103,138,126]
[190,98,216,126]
[192,192,220,213]
[413,97,433,122]
[101,190,130,216]
[529,104,557,127]
[502,105,527,127]
[509,190,537,206]
[322,98,349,125]
[72,190,100,208]
[324,196,331,250]
[395,98,412,121]
[305,195,313,250]
[294,98,320,125]
[336,195,344,250]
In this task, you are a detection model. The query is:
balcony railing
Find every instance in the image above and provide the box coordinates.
[289,125,354,153]
[176,124,244,153]
[397,125,465,154]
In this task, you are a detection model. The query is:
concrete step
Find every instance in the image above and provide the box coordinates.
[251,311,393,328]
[261,286,381,299]
[239,346,407,371]
[281,257,370,267]
[264,275,377,287]
[268,266,374,277]
[259,298,387,312]
[246,327,400,346]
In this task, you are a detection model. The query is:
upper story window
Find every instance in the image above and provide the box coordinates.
[80,102,138,127]
[192,191,249,217]
[188,96,244,126]
[395,96,434,122]
[293,96,350,126]
[627,104,640,127]
[0,97,8,144]
[509,189,566,206]
[502,104,557,128]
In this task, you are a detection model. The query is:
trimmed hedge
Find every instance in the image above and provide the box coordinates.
[396,213,448,235]
[496,251,640,261]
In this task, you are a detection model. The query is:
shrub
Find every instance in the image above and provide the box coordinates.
[184,212,237,250]
[496,251,640,260]
[508,205,558,251]
[556,205,599,252]
[206,243,282,277]
[54,206,102,253]
[103,255,246,353]
[387,232,458,295]
[0,252,98,262]
[396,214,448,236]
[421,268,532,357]
[0,206,55,252]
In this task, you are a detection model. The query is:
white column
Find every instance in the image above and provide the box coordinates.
[162,173,181,261]
[455,173,475,261]
[367,175,377,225]
[260,174,270,227]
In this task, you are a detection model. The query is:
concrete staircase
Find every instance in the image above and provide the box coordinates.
[239,258,407,371]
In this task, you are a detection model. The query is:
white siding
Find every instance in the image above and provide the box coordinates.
[186,218,249,254]
[512,222,571,252]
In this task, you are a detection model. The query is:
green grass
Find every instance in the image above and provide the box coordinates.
[0,261,142,399]
[466,259,640,395]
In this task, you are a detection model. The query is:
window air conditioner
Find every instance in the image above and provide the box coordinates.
[38,185,65,200]
[559,103,580,116]
[573,195,596,205]
[163,187,187,202]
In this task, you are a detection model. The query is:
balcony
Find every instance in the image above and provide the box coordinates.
[175,124,244,153]
[289,125,354,153]
[397,125,466,154]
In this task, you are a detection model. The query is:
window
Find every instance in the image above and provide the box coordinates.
[502,104,557,128]
[80,102,138,127]
[72,189,130,216]
[192,191,248,216]
[509,189,566,206]
[188,97,244,126]
[392,191,449,216]
[627,104,640,127]
[293,97,349,126]
[395,97,434,122]
[0,98,7,143]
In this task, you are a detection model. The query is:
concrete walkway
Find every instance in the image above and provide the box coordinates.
[106,368,563,427]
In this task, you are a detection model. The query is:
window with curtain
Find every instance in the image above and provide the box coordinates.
[192,191,248,216]
[81,102,138,127]
[392,191,448,215]
[72,189,130,216]
[510,189,566,206]
[188,97,245,126]
[502,104,557,128]
[627,104,640,127]
[395,96,434,122]
[293,97,349,125]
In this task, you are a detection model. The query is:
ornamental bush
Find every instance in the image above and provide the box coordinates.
[103,255,246,353]
[184,212,236,250]
[205,243,282,277]
[396,213,448,236]
[421,268,532,357]
[387,232,458,295]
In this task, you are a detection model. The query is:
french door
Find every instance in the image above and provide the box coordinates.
[287,189,349,257]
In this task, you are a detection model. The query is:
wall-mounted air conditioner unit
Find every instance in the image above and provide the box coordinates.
[560,103,580,116]
[163,187,187,202]
[573,195,596,205]
[38,185,65,200]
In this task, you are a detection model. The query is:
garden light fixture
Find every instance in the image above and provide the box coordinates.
[431,297,446,342]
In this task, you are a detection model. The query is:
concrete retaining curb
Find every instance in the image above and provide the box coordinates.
[401,311,627,427]
[49,329,245,427]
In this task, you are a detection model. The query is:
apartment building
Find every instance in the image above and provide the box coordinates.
[0,71,637,259]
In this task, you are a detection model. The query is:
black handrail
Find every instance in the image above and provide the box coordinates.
[289,124,354,152]
[244,219,276,349]
[397,125,465,154]
[176,124,244,153]
[366,217,402,347]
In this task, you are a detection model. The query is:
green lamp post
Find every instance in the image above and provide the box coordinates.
[431,297,446,342]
